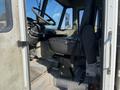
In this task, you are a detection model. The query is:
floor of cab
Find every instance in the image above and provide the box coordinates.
[30,60,88,90]
[30,61,59,90]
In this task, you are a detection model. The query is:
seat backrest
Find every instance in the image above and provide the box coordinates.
[80,0,98,64]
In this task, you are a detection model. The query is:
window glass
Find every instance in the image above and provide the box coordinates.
[45,0,63,29]
[0,0,12,32]
[78,10,84,32]
[26,0,44,19]
[61,8,73,29]
[0,0,7,30]
[94,11,99,32]
[79,10,84,26]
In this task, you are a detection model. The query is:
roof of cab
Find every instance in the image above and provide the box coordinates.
[56,0,101,9]
[56,0,85,8]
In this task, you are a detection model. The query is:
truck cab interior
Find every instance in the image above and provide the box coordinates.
[26,0,103,90]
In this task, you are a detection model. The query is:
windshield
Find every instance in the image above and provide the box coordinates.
[44,0,63,29]
[26,0,44,19]
[26,0,73,30]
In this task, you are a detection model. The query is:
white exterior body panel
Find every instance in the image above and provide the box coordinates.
[102,0,118,90]
[0,0,30,90]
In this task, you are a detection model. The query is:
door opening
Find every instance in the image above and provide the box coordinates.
[25,0,109,90]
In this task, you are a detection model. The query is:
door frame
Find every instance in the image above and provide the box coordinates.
[18,0,30,89]
[102,0,118,90]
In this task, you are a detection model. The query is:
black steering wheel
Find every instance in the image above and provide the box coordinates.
[32,7,56,25]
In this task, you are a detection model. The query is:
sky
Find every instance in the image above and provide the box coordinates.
[26,0,38,19]
[0,0,7,21]
[0,0,5,15]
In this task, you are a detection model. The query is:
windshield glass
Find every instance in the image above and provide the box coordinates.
[45,0,63,29]
[26,0,44,19]
[61,8,73,29]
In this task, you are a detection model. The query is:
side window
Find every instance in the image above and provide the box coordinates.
[0,0,12,32]
[61,8,73,29]
[79,10,84,26]
[94,11,99,32]
[78,10,84,32]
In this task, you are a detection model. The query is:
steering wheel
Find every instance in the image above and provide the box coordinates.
[32,7,56,25]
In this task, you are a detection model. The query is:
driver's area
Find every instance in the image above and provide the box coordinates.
[26,0,102,90]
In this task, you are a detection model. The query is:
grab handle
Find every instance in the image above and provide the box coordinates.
[104,31,112,74]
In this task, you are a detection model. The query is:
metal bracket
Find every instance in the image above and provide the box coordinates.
[17,40,28,48]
